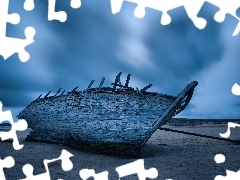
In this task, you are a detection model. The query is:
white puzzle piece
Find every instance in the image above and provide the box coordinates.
[0,0,36,62]
[0,101,28,150]
[0,156,15,180]
[110,0,240,35]
[20,149,74,180]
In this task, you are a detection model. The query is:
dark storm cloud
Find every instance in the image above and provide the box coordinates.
[1,0,130,108]
[124,4,224,94]
[0,0,54,107]
[33,0,134,86]
[0,53,51,107]
[0,0,239,118]
[44,2,225,95]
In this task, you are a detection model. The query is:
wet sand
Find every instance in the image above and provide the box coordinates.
[1,124,240,180]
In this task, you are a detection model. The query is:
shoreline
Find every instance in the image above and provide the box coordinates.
[167,118,240,126]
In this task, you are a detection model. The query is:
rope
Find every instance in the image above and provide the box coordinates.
[158,127,240,145]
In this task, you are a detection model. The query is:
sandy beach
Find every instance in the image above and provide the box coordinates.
[1,124,240,180]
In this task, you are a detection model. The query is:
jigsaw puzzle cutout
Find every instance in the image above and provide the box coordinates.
[198,1,240,37]
[214,85,240,179]
[214,154,240,179]
[116,159,158,180]
[24,0,35,11]
[214,154,226,164]
[219,86,240,138]
[232,83,240,96]
[24,0,81,22]
[219,122,240,138]
[47,0,82,22]
[79,169,109,180]
[0,156,15,180]
[110,0,207,29]
[110,0,240,36]
[207,0,240,36]
[20,149,74,180]
[0,0,36,62]
[0,101,28,150]
[0,0,82,61]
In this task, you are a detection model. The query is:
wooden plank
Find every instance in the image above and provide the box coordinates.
[158,81,198,127]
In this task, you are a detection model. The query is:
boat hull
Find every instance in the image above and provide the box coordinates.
[18,81,198,155]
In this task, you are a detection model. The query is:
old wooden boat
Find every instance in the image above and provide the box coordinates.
[18,73,198,155]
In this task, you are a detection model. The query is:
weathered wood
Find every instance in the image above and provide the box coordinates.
[88,80,95,89]
[112,72,122,90]
[36,94,42,100]
[125,74,131,88]
[140,81,198,146]
[60,90,65,96]
[158,81,198,127]
[71,86,78,92]
[99,77,105,88]
[18,74,198,155]
[140,84,152,92]
[136,87,150,103]
[54,88,62,96]
[44,91,51,98]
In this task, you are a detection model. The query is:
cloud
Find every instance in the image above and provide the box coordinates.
[0,1,239,119]
[182,33,240,118]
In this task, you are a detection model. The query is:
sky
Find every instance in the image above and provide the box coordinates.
[0,0,240,119]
